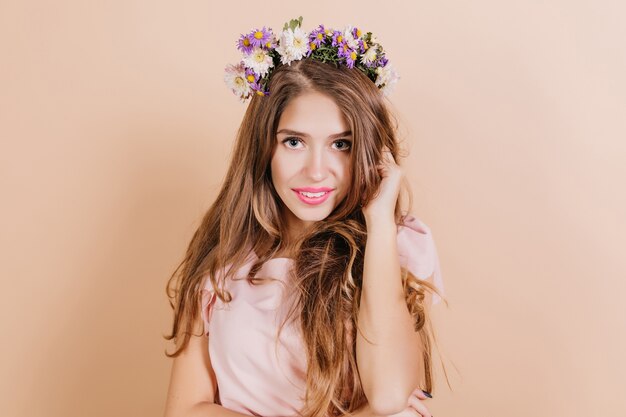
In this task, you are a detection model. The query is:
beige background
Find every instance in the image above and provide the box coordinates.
[1,1,625,416]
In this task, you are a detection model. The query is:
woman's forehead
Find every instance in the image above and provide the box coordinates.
[276,91,350,136]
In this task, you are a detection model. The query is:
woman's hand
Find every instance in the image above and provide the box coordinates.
[354,389,434,417]
[362,146,403,224]
[401,388,434,417]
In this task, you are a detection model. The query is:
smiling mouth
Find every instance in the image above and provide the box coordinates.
[292,189,333,205]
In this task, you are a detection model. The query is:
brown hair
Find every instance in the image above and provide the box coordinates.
[164,59,444,417]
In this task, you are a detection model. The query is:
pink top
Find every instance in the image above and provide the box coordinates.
[201,214,444,416]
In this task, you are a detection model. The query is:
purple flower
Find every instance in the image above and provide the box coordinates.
[245,68,259,84]
[359,39,369,54]
[351,27,362,39]
[249,27,273,49]
[250,81,269,96]
[377,56,389,67]
[237,33,254,54]
[338,45,358,68]
[309,24,327,48]
[331,30,345,47]
[264,33,277,49]
[356,38,366,53]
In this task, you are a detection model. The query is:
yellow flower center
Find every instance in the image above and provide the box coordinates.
[243,38,250,47]
[294,38,303,48]
[246,74,255,83]
[337,35,343,43]
[350,51,357,61]
[235,76,245,86]
[317,33,323,40]
[254,31,264,40]
[310,42,316,50]
[266,41,272,48]
[363,41,368,50]
[256,90,265,96]
[254,51,265,62]
[356,28,362,38]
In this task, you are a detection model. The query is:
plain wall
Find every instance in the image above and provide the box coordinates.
[1,1,625,416]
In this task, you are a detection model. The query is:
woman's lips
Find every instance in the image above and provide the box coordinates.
[292,189,333,205]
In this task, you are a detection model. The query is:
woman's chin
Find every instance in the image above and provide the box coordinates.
[287,205,334,225]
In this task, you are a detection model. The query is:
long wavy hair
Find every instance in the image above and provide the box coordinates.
[164,58,444,417]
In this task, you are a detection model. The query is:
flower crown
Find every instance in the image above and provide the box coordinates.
[224,17,400,101]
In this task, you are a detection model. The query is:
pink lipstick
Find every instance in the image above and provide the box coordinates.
[292,187,334,205]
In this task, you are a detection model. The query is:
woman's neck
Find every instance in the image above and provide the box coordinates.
[275,230,303,259]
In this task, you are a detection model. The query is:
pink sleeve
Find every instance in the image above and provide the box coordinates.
[396,214,445,305]
[200,282,217,336]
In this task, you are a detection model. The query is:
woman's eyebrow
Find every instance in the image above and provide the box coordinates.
[276,129,352,139]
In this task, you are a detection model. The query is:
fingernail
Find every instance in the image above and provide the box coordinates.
[421,390,432,398]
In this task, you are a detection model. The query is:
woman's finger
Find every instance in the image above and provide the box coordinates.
[407,394,433,417]
[411,388,432,401]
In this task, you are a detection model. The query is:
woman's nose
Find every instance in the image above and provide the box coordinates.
[304,149,328,181]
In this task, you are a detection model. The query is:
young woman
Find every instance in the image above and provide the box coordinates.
[163,19,445,417]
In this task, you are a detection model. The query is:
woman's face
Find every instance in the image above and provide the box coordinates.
[271,90,352,235]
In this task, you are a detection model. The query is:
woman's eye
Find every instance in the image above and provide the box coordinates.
[283,137,302,148]
[333,140,352,151]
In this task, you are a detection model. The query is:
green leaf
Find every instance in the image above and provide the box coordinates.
[283,16,303,31]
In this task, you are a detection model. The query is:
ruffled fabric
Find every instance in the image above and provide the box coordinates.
[396,214,445,305]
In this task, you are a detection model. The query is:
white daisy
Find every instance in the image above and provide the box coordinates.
[360,45,378,65]
[375,64,400,96]
[242,47,274,77]
[224,63,251,100]
[343,25,361,50]
[275,26,310,65]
